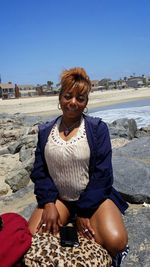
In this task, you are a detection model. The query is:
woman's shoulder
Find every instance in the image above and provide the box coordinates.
[38,116,60,133]
[84,114,107,128]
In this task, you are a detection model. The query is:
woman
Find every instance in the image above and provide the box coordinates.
[28,67,128,266]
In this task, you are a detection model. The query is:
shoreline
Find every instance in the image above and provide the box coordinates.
[0,87,150,117]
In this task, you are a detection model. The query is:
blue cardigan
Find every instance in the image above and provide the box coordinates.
[31,115,128,217]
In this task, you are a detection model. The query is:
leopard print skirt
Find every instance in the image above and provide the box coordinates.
[24,232,112,267]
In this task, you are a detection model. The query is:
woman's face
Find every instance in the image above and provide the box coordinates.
[59,86,88,120]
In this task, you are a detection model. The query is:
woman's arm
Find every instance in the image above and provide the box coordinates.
[31,127,59,207]
[76,121,113,217]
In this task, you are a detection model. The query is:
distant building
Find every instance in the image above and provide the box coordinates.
[126,77,144,88]
[0,82,16,99]
[91,80,99,87]
[90,80,100,91]
[108,80,127,90]
[144,76,150,86]
[17,84,37,97]
[36,84,59,96]
[98,79,111,90]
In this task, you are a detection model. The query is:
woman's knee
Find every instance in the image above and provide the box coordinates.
[28,207,43,235]
[105,229,128,254]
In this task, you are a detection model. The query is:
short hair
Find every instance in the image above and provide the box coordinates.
[59,67,91,99]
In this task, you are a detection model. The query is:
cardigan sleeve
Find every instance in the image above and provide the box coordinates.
[76,121,113,217]
[30,128,59,207]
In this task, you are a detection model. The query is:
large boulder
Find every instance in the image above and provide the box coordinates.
[113,136,150,161]
[5,168,30,192]
[123,206,150,267]
[109,118,137,139]
[0,154,20,195]
[113,156,150,203]
[113,137,150,203]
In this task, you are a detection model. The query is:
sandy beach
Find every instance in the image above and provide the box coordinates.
[0,87,150,116]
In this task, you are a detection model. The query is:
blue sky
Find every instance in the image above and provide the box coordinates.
[0,0,150,85]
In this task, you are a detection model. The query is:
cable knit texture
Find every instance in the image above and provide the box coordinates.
[44,117,90,201]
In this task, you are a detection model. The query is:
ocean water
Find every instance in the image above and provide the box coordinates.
[89,99,150,127]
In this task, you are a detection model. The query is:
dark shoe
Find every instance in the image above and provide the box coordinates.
[111,245,129,267]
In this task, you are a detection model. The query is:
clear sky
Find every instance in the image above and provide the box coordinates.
[0,0,150,85]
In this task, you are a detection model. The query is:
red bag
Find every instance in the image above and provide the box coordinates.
[0,212,32,267]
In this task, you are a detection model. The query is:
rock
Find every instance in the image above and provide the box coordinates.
[113,136,150,161]
[0,129,24,145]
[0,184,36,215]
[109,118,137,139]
[23,156,35,174]
[136,126,150,138]
[113,155,150,203]
[20,135,38,149]
[20,202,37,220]
[5,168,30,192]
[111,138,130,149]
[7,141,22,154]
[27,125,39,135]
[123,206,150,267]
[127,118,137,139]
[112,136,150,204]
[0,184,9,196]
[0,146,9,155]
[0,154,20,177]
[19,146,34,162]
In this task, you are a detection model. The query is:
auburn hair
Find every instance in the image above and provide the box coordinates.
[59,67,91,98]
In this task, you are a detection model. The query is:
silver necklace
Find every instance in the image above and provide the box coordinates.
[62,120,80,136]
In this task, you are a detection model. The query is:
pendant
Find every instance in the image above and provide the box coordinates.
[64,129,70,136]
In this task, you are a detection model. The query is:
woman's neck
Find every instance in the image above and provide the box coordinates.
[60,116,82,137]
[61,116,82,128]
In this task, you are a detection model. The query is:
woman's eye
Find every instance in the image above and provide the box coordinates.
[63,94,87,102]
[64,94,72,100]
[77,96,86,102]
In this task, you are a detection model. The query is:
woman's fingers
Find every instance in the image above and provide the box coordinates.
[39,219,62,234]
[76,218,95,240]
[82,227,95,240]
[86,224,95,237]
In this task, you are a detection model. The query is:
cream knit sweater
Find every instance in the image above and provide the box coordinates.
[44,117,90,201]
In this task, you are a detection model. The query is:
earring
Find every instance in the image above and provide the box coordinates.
[83,107,88,114]
[58,103,61,110]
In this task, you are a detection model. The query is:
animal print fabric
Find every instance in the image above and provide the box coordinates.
[24,232,112,267]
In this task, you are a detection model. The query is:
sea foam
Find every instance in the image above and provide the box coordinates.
[90,105,150,127]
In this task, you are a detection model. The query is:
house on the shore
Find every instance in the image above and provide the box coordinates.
[143,76,150,86]
[0,83,37,99]
[108,80,127,90]
[17,84,37,97]
[0,82,18,99]
[36,84,60,96]
[126,77,144,88]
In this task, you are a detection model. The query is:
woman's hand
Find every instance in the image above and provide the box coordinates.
[38,203,62,234]
[76,217,95,240]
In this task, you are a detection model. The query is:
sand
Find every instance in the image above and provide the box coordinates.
[0,87,150,116]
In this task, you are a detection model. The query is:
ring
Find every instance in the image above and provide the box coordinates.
[42,223,46,227]
[83,228,89,233]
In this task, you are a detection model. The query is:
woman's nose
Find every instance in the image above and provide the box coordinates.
[70,97,77,105]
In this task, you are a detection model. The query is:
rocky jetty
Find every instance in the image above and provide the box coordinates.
[0,114,150,267]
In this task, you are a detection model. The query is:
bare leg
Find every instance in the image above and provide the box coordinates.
[28,200,70,235]
[90,199,128,256]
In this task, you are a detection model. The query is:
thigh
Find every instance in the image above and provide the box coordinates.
[90,199,128,247]
[28,200,70,235]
